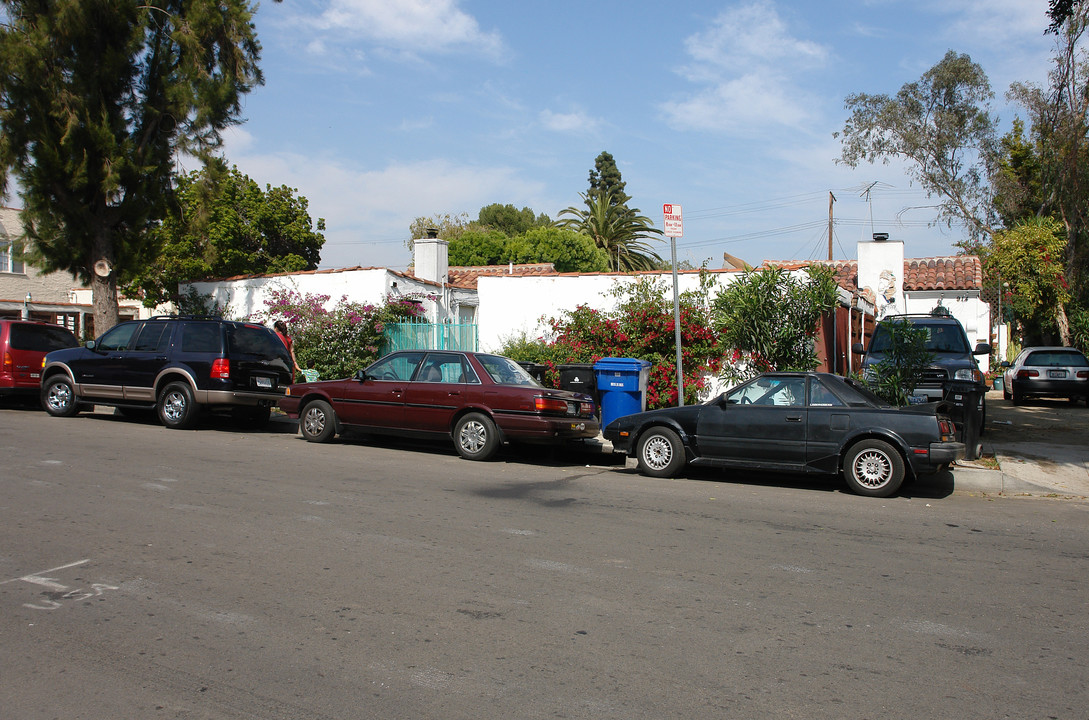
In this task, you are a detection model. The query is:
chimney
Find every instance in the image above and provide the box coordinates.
[414,229,448,284]
[857,232,904,317]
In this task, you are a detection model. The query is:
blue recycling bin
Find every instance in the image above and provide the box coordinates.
[593,357,652,428]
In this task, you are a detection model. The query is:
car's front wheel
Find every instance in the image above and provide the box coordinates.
[300,400,337,442]
[636,426,686,478]
[454,412,499,461]
[158,382,199,429]
[843,439,905,497]
[41,376,80,417]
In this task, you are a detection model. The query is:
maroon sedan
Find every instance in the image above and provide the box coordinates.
[279,350,599,461]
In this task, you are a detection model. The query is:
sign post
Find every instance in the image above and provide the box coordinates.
[663,204,685,407]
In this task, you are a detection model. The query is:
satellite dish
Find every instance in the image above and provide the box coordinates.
[93,260,112,277]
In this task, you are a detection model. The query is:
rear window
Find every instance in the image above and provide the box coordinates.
[1024,350,1089,367]
[227,324,288,358]
[9,323,77,352]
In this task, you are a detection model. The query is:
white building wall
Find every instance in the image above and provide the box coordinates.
[477,270,742,353]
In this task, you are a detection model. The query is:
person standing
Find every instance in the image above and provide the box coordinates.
[273,320,302,380]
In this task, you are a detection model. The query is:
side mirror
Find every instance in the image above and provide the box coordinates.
[973,343,992,356]
[85,340,97,351]
[851,342,865,355]
[354,369,367,382]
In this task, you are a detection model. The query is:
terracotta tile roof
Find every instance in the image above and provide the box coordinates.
[444,263,559,289]
[772,256,984,293]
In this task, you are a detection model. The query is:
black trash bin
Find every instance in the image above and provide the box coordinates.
[516,361,548,384]
[942,380,985,460]
[557,363,598,409]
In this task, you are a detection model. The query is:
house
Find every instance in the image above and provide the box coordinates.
[186,231,993,376]
[0,207,150,338]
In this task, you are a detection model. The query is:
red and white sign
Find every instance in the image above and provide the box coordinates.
[663,203,683,237]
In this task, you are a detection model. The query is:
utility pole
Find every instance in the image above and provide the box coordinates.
[827,191,836,260]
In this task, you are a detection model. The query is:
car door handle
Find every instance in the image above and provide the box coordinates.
[785,414,803,422]
[448,390,461,396]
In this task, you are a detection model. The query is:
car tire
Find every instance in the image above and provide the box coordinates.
[158,382,199,429]
[843,439,905,498]
[454,412,500,461]
[636,426,686,478]
[41,376,80,417]
[1002,384,1011,401]
[300,400,337,442]
[1012,387,1024,406]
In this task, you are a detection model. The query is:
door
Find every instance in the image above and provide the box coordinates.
[697,376,808,468]
[73,322,142,399]
[121,322,174,401]
[334,351,424,429]
[401,352,482,433]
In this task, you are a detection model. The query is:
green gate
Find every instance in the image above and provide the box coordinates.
[382,322,479,354]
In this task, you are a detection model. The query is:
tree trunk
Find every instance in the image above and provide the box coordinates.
[1056,298,1072,346]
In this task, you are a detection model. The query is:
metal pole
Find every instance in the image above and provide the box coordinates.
[671,236,684,406]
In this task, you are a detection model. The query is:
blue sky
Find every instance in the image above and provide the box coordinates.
[222,0,1057,272]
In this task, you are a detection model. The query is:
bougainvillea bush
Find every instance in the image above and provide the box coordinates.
[499,276,724,409]
[257,286,425,380]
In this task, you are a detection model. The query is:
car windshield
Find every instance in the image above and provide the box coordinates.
[868,321,970,354]
[477,354,541,387]
[1024,350,1089,367]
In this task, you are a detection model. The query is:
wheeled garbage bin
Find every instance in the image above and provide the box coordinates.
[593,357,652,428]
[942,379,986,460]
[557,363,598,408]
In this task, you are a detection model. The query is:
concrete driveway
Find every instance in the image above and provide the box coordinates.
[954,388,1089,497]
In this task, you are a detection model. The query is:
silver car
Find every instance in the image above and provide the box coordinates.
[1001,346,1089,405]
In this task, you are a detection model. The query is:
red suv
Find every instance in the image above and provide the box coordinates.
[0,319,78,400]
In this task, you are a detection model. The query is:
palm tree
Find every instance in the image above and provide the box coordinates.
[556,190,665,271]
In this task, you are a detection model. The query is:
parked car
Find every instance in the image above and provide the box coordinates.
[1001,347,1089,405]
[603,371,964,498]
[280,350,600,461]
[853,311,991,430]
[0,319,78,400]
[40,316,293,428]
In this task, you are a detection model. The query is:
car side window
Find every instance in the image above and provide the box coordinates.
[418,353,478,383]
[96,323,140,352]
[808,379,844,407]
[726,377,805,406]
[132,323,172,352]
[369,352,424,381]
[181,323,221,353]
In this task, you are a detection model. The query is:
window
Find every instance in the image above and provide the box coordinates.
[808,379,844,407]
[418,352,478,383]
[132,323,173,352]
[182,323,221,353]
[726,377,804,406]
[95,323,140,352]
[368,352,424,381]
[0,238,25,274]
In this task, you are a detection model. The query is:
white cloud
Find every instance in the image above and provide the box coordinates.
[539,109,600,134]
[312,0,506,60]
[662,1,829,135]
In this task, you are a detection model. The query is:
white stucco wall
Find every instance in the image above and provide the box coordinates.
[477,270,743,353]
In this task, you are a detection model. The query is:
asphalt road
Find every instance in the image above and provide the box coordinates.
[2,405,1087,719]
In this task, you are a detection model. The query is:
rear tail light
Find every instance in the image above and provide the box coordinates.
[535,396,573,415]
[1078,371,1089,380]
[938,419,956,441]
[2,350,11,372]
[1017,369,1039,379]
[211,358,230,379]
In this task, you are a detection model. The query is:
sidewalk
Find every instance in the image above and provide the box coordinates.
[950,390,1089,498]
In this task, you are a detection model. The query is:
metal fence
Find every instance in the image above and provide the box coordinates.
[382,322,479,354]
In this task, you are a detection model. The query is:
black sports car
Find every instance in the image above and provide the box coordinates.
[604,372,965,497]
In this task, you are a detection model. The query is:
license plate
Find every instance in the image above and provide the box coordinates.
[255,376,273,388]
[907,394,928,405]
[1049,370,1067,378]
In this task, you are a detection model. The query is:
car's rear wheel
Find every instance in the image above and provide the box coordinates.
[1012,387,1024,405]
[1003,384,1011,401]
[300,400,337,442]
[636,426,686,478]
[843,439,905,497]
[158,382,199,429]
[41,376,80,417]
[454,412,499,461]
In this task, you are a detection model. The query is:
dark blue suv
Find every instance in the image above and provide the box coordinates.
[40,316,292,429]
